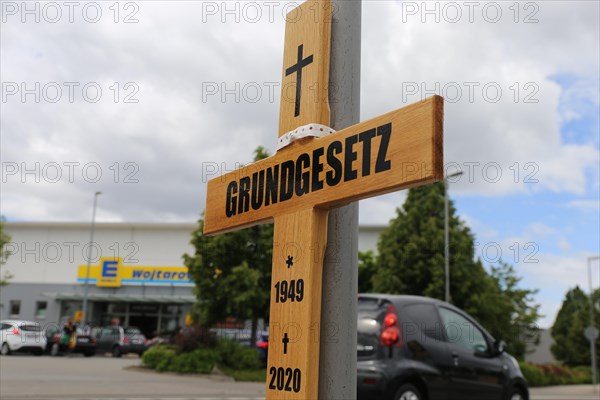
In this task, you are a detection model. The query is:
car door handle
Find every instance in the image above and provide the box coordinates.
[452,352,459,366]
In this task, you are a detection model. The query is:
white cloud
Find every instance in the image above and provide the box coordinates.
[1,1,599,224]
[557,238,572,252]
[568,199,600,212]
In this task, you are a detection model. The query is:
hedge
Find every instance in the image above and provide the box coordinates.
[142,339,260,375]
[519,362,594,387]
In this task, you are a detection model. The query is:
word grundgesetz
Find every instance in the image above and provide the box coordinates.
[225,123,392,217]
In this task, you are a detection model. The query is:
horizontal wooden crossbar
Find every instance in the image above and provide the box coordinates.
[204,95,443,236]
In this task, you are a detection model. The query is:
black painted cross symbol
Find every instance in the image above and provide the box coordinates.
[286,255,294,268]
[285,44,314,117]
[282,332,289,354]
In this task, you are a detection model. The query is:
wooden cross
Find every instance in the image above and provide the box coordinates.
[203,1,443,399]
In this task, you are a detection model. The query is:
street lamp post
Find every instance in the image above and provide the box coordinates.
[588,255,600,393]
[81,191,101,325]
[444,171,463,303]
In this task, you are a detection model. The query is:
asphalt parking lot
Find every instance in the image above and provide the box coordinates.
[0,354,264,400]
[0,354,598,400]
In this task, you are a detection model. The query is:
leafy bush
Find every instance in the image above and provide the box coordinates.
[142,346,177,371]
[519,362,593,387]
[217,338,261,370]
[169,348,218,374]
[142,339,260,376]
[143,346,216,374]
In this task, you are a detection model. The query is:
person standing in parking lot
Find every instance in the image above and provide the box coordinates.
[62,319,76,355]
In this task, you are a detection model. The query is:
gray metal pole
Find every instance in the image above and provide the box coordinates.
[589,256,600,392]
[444,171,462,303]
[319,1,360,399]
[444,180,450,303]
[81,191,101,324]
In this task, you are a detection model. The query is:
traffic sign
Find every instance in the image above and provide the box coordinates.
[584,326,599,341]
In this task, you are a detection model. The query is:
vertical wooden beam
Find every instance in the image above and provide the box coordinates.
[278,0,332,136]
[267,207,328,399]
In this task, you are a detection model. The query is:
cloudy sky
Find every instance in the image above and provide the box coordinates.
[2,0,599,327]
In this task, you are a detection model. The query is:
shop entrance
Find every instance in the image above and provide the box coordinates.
[89,301,187,338]
[129,315,159,337]
[128,303,160,337]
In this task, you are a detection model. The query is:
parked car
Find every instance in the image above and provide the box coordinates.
[357,294,529,400]
[255,332,269,365]
[94,326,147,357]
[0,320,46,356]
[45,326,96,357]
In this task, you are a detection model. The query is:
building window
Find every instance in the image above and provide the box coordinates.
[35,301,47,319]
[9,300,21,317]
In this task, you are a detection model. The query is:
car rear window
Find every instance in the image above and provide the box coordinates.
[357,297,382,311]
[357,298,389,360]
[20,324,42,332]
[125,328,141,334]
[358,315,380,358]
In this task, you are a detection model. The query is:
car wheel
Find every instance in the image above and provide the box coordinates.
[112,345,122,358]
[51,343,60,357]
[84,352,95,357]
[1,342,11,356]
[508,387,526,400]
[33,349,43,356]
[394,384,422,400]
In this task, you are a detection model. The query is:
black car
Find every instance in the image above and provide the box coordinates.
[94,326,147,357]
[357,294,529,400]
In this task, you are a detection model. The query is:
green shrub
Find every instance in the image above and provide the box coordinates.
[142,346,177,371]
[169,348,218,374]
[519,362,594,387]
[143,345,219,374]
[143,339,261,376]
[217,338,261,370]
[571,366,594,384]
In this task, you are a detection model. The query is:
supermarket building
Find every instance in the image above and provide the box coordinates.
[0,222,383,337]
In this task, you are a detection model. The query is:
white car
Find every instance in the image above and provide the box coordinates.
[0,320,46,356]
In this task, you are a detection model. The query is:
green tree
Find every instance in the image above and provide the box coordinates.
[551,286,600,366]
[0,217,13,286]
[184,147,273,344]
[370,182,540,358]
[358,250,377,293]
[372,183,491,308]
[488,261,541,357]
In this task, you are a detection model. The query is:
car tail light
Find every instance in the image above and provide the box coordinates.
[12,327,20,336]
[256,341,268,349]
[380,304,403,347]
[123,337,129,344]
[91,338,96,344]
[363,378,377,385]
